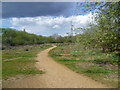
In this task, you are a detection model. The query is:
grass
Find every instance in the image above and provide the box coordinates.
[2,44,51,79]
[49,44,119,87]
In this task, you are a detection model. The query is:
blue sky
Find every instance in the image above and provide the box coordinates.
[2,2,95,36]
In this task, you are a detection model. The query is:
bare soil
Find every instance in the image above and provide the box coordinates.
[3,46,112,88]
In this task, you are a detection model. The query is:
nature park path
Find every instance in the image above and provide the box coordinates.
[3,46,110,88]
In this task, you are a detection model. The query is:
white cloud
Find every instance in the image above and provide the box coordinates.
[52,25,60,29]
[10,27,15,29]
[8,12,94,36]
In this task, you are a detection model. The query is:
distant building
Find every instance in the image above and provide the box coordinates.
[23,29,26,32]
[52,33,61,39]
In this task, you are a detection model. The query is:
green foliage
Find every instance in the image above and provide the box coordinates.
[1,28,76,49]
[75,2,120,52]
[1,28,44,46]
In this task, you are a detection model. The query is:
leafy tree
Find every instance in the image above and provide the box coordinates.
[75,2,120,52]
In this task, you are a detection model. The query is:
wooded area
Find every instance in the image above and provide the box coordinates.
[1,28,75,49]
[1,2,120,53]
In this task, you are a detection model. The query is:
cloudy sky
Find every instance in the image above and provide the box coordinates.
[2,2,94,36]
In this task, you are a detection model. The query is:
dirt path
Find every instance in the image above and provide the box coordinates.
[3,46,111,88]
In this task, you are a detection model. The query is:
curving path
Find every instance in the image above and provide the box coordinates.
[3,46,110,88]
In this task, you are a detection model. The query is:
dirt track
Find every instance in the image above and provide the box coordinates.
[3,46,110,88]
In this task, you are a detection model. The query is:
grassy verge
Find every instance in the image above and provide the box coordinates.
[49,44,119,87]
[2,44,51,79]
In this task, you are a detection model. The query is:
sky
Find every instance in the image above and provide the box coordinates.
[2,2,94,36]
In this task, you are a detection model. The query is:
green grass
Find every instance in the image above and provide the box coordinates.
[2,44,51,79]
[49,44,119,87]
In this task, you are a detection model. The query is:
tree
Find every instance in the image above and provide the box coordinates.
[75,2,120,52]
